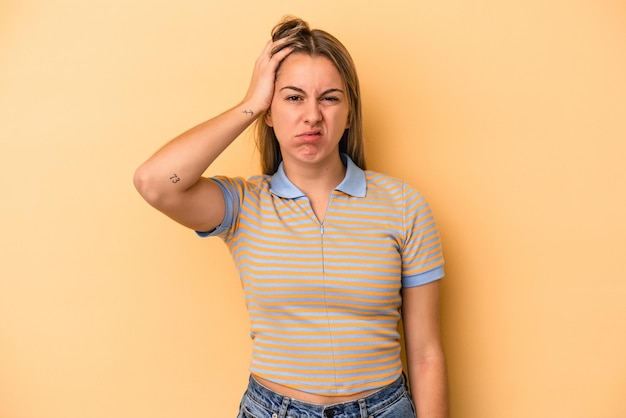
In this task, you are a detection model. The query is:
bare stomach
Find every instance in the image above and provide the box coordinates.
[252,374,379,405]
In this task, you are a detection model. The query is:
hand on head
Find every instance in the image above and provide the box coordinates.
[243,39,293,113]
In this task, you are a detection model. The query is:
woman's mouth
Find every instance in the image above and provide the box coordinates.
[296,130,322,141]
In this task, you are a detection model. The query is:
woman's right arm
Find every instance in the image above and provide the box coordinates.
[133,40,291,232]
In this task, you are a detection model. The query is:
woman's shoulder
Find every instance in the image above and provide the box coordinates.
[211,174,270,186]
[363,169,425,202]
[210,174,272,197]
[363,169,412,189]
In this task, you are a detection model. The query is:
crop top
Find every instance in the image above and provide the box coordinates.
[198,154,445,396]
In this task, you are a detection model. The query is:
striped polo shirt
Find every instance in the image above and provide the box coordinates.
[199,154,444,396]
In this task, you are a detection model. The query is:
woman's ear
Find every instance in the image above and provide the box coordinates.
[265,110,273,127]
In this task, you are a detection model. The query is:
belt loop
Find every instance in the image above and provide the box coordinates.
[277,396,290,418]
[402,370,412,395]
[358,398,369,418]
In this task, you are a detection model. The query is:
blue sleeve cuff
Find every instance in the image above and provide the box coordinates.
[195,178,234,238]
[402,265,445,288]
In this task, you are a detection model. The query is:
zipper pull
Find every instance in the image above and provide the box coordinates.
[320,224,324,235]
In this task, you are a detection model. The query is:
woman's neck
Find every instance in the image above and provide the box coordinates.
[282,154,346,222]
[282,154,346,197]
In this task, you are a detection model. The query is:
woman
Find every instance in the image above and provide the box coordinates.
[134,16,448,418]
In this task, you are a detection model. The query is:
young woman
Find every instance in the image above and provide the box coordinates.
[134,16,448,418]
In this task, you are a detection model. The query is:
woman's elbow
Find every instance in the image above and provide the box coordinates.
[133,164,166,206]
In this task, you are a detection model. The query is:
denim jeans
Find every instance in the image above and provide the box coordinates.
[236,375,416,418]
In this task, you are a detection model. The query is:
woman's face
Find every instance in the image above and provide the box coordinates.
[266,53,350,168]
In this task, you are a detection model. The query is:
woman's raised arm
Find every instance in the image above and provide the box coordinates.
[133,40,292,232]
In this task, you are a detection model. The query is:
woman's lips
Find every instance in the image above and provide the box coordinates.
[296,130,322,141]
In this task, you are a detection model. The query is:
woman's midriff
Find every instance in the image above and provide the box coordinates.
[252,375,379,405]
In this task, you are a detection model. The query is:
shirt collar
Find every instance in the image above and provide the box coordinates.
[269,153,366,199]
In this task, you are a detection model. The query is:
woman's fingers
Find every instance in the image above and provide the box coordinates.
[244,40,293,110]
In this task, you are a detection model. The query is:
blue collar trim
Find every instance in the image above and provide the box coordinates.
[269,154,366,198]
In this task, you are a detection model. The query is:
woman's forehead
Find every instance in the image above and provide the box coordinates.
[276,53,344,90]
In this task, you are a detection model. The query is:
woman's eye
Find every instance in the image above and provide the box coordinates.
[286,95,302,101]
[322,96,339,102]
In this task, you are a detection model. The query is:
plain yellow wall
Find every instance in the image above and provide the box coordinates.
[1,1,625,417]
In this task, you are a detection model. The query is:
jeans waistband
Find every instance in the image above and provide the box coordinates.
[244,375,408,418]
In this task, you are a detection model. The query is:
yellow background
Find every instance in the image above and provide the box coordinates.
[1,1,625,417]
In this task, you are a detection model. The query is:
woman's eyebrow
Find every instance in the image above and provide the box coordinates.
[280,86,307,94]
[320,88,345,96]
[279,86,345,96]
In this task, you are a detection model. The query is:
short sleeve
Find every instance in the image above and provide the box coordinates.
[195,176,244,239]
[400,183,445,287]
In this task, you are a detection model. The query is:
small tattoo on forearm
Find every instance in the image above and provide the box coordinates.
[170,174,181,183]
[242,109,254,116]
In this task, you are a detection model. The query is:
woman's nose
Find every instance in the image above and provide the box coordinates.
[304,101,322,124]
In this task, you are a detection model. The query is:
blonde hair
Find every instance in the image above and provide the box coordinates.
[255,16,366,175]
